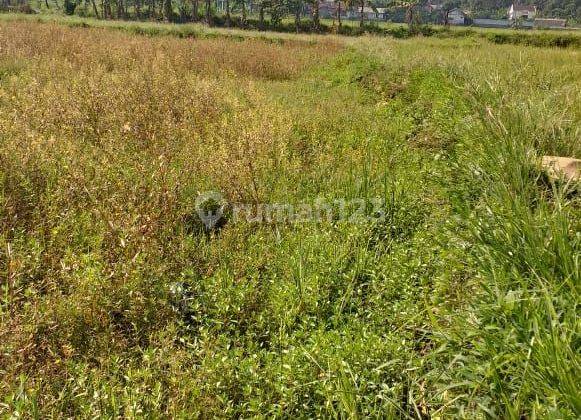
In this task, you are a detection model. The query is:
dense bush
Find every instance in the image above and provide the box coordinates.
[486,31,581,48]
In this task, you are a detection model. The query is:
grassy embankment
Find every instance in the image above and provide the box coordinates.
[2,12,581,47]
[0,18,579,417]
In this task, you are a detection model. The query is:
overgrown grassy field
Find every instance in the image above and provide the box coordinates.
[0,18,579,418]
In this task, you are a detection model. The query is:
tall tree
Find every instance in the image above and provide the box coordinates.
[225,0,231,26]
[311,0,319,31]
[116,0,125,19]
[102,0,112,18]
[178,0,188,21]
[148,0,156,19]
[395,0,422,29]
[258,0,266,29]
[287,0,303,32]
[239,0,247,26]
[205,0,212,24]
[163,0,172,20]
[91,0,100,17]
[191,0,198,20]
[442,0,460,25]
[269,0,285,26]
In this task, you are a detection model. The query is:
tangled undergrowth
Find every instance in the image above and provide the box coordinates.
[0,20,579,418]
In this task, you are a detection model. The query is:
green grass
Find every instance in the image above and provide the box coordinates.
[0,18,580,418]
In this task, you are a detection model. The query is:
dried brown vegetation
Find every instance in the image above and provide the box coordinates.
[0,21,338,389]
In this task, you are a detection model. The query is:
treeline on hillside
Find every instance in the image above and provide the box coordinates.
[2,0,580,26]
[0,0,463,32]
[1,0,579,33]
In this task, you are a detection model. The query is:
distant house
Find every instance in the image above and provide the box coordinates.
[508,4,536,21]
[534,18,567,29]
[447,8,467,25]
[358,7,386,20]
[312,1,349,19]
[345,6,387,21]
[375,8,389,20]
[318,1,338,18]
